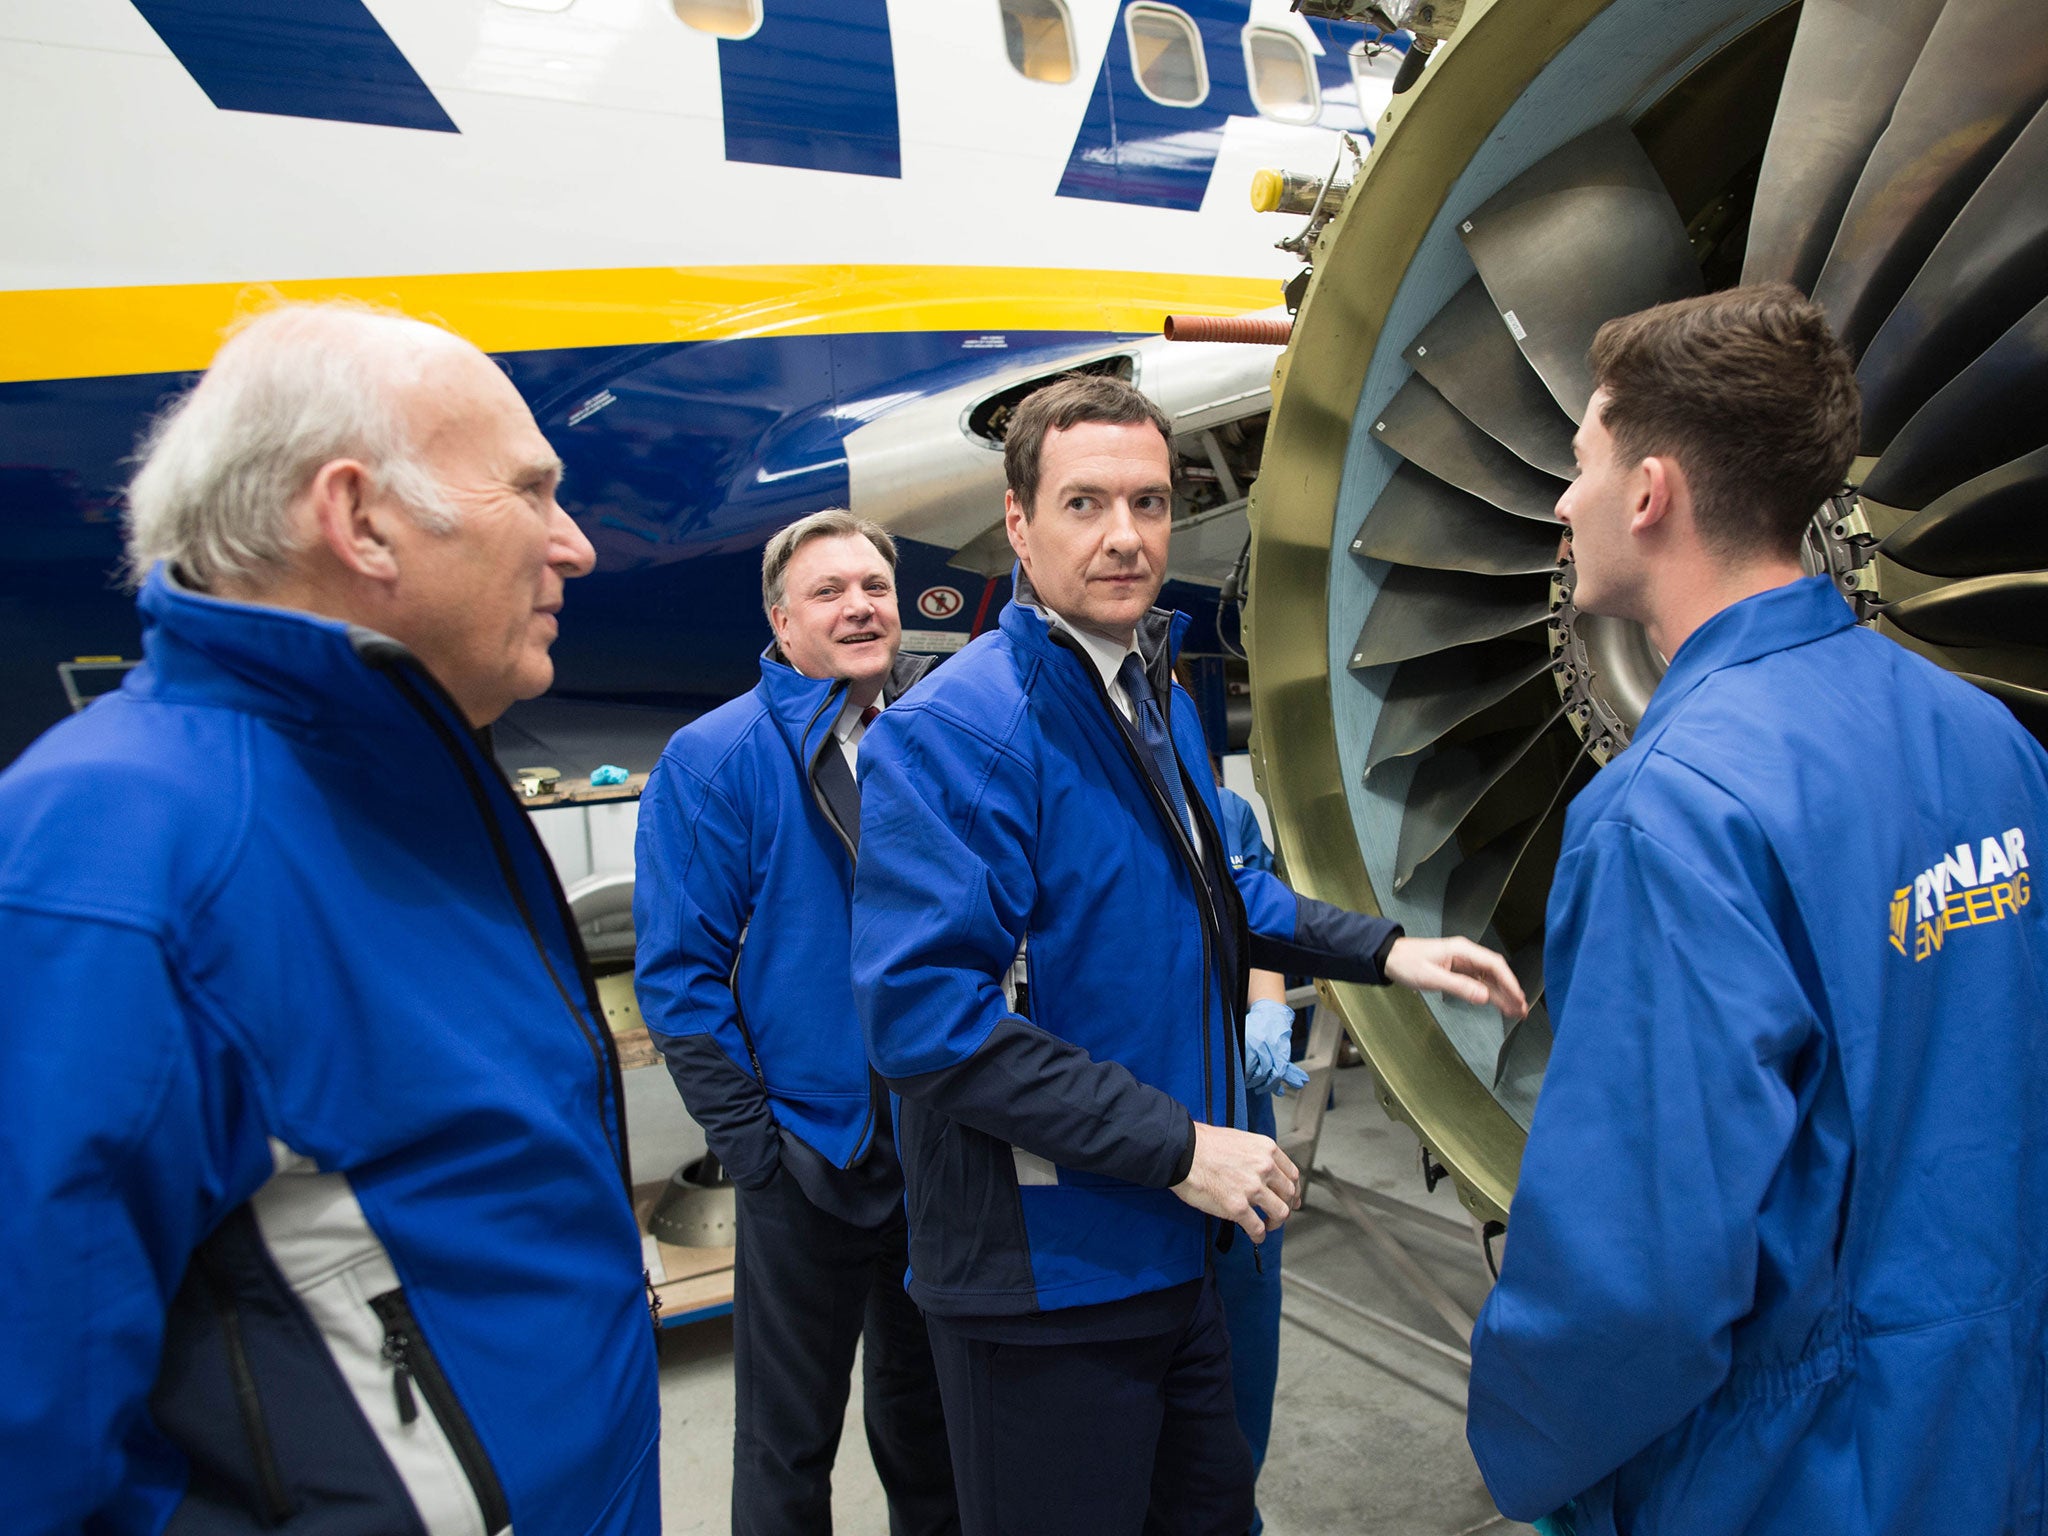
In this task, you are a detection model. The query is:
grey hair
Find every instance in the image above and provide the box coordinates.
[124,301,466,592]
[760,509,898,621]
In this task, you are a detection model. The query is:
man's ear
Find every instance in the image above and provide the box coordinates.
[1630,455,1678,537]
[307,459,402,581]
[768,602,791,649]
[1004,490,1030,566]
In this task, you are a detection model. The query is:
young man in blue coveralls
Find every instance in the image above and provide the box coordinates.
[850,374,1528,1536]
[1466,285,2048,1535]
[634,510,957,1536]
[0,304,661,1534]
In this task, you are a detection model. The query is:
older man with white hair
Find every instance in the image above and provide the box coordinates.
[0,302,661,1534]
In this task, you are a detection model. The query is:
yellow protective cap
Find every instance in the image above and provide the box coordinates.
[1249,168,1286,213]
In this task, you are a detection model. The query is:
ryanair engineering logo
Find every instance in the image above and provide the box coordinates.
[1891,827,2031,962]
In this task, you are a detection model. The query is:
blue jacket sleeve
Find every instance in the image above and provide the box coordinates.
[1465,814,1812,1521]
[0,906,267,1534]
[633,754,780,1189]
[853,710,1196,1190]
[1234,863,1401,983]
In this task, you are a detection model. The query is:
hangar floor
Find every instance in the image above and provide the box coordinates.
[644,1063,1533,1536]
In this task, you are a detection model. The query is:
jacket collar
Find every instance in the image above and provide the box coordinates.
[755,642,938,764]
[1634,576,1855,743]
[129,563,431,731]
[1000,562,1189,693]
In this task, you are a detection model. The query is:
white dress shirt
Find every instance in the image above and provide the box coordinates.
[833,691,877,772]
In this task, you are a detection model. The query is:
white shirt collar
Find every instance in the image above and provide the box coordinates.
[1023,598,1139,706]
[832,690,874,744]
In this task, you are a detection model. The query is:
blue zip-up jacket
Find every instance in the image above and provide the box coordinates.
[634,648,933,1223]
[851,593,1400,1317]
[0,570,660,1536]
[1467,577,2048,1535]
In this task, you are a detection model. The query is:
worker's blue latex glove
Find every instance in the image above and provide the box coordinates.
[1244,999,1308,1098]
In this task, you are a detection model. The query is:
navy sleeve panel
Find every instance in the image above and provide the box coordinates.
[633,754,761,1084]
[884,1016,1197,1190]
[649,1030,780,1190]
[1466,818,1811,1520]
[1234,863,1402,984]
[0,906,270,1531]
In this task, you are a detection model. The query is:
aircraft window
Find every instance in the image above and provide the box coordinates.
[672,0,760,39]
[1244,27,1320,124]
[1126,4,1207,108]
[1000,0,1076,84]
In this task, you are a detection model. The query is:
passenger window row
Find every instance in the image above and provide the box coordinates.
[497,1,1363,125]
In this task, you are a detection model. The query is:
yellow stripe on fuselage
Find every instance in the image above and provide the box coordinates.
[0,264,1281,383]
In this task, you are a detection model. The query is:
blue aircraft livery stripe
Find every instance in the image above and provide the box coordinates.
[128,0,457,134]
[719,0,901,179]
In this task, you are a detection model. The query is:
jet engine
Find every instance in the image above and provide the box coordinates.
[1246,0,2048,1223]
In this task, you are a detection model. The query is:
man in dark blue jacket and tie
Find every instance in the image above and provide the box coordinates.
[851,376,1526,1535]
[635,510,956,1536]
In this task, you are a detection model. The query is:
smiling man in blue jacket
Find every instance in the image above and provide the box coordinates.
[851,374,1527,1536]
[1466,285,2048,1534]
[634,509,956,1536]
[0,304,659,1534]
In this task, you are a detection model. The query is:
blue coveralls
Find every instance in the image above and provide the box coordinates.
[1468,577,2048,1535]
[1211,783,1286,1534]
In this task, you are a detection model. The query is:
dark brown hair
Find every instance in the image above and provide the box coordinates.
[1588,283,1861,558]
[1002,373,1176,518]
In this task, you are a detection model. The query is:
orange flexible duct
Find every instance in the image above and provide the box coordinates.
[1162,315,1294,345]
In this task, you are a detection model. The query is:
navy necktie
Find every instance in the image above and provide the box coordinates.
[814,736,861,854]
[1117,654,1191,838]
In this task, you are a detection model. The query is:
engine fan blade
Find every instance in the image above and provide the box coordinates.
[1955,673,2048,742]
[1441,735,1593,941]
[1494,999,1552,1110]
[1857,103,2048,450]
[1862,291,2048,510]
[1508,941,1545,1013]
[1349,568,1555,670]
[1394,702,1570,891]
[1811,0,2048,356]
[1352,463,1567,576]
[1370,375,1567,523]
[1459,121,1703,420]
[1366,636,1555,771]
[1405,277,1579,478]
[1741,0,1947,293]
[1878,444,2048,576]
[1882,571,2048,649]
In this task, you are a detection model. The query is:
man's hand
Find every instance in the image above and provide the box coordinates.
[1171,1122,1299,1241]
[1384,936,1528,1019]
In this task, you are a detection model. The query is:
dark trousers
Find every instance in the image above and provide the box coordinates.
[1212,1094,1284,1536]
[732,1168,958,1536]
[924,1272,1256,1536]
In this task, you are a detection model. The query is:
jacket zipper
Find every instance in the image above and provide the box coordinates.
[1047,632,1235,1129]
[196,1244,293,1526]
[373,658,631,1195]
[728,925,768,1084]
[370,1289,512,1534]
[802,688,860,864]
[804,700,889,1164]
